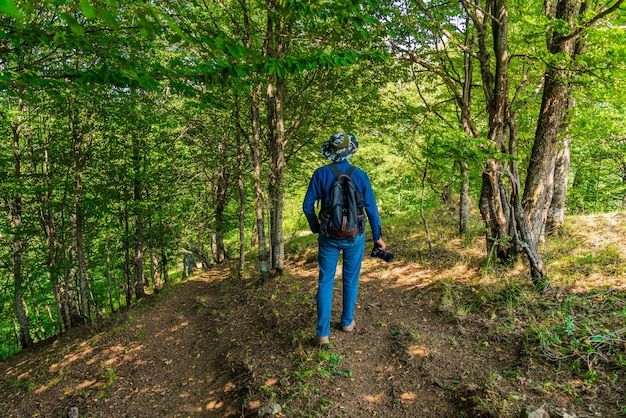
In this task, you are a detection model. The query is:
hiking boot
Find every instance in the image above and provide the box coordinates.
[314,335,329,345]
[341,320,356,332]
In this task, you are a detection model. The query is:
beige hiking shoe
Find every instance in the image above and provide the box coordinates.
[341,320,356,332]
[314,335,329,345]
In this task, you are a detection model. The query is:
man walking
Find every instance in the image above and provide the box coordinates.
[303,131,386,345]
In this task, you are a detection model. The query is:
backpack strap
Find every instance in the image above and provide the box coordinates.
[328,163,355,178]
[328,163,343,178]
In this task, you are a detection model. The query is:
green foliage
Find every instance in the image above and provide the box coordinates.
[0,0,21,19]
[524,291,626,376]
[1,0,626,365]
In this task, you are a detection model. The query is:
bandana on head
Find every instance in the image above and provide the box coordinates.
[320,131,359,162]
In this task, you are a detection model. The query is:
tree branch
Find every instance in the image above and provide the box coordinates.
[554,0,625,46]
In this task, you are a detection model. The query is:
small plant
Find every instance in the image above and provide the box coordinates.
[439,282,456,314]
[294,349,354,380]
[195,294,210,313]
[455,303,472,319]
[8,378,34,390]
[485,369,501,388]
[100,363,118,388]
[502,369,521,379]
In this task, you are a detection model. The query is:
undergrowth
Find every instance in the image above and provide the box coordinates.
[275,210,626,416]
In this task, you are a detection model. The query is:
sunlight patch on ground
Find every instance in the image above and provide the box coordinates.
[179,399,204,413]
[375,365,394,374]
[205,399,225,410]
[361,258,485,291]
[168,321,190,333]
[75,379,97,390]
[363,392,385,403]
[569,273,626,292]
[547,212,626,292]
[408,344,430,358]
[64,341,96,365]
[223,381,237,392]
[247,399,262,409]
[429,264,484,284]
[568,213,626,251]
[34,384,51,395]
[400,391,417,404]
[16,370,31,380]
[388,264,434,288]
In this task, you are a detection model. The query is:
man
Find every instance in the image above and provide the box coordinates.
[302,131,386,345]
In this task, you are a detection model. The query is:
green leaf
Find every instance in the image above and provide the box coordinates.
[0,0,22,18]
[60,12,85,36]
[80,0,97,19]
[161,13,187,41]
[97,7,119,29]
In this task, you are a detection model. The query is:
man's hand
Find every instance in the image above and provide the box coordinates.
[374,238,386,251]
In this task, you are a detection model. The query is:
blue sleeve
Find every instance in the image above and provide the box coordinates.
[356,170,382,241]
[302,167,323,234]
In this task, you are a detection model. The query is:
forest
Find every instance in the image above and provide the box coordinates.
[1,0,626,415]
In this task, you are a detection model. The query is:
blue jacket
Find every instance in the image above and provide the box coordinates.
[303,161,382,240]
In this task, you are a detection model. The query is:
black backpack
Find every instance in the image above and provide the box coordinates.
[319,164,366,239]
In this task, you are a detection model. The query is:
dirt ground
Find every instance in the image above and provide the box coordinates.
[1,222,625,417]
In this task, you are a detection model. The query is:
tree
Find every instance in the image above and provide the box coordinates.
[522,0,624,245]
[3,94,33,347]
[385,0,625,286]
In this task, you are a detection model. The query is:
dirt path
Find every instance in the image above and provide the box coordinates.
[1,249,624,417]
[1,265,242,417]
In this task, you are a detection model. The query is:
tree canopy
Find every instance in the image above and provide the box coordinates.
[1,0,625,357]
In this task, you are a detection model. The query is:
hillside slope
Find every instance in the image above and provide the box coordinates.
[1,213,625,417]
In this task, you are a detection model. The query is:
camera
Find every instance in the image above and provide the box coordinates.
[370,246,393,263]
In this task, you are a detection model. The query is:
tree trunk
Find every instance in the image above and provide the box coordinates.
[9,100,33,347]
[238,0,269,280]
[479,160,513,261]
[123,205,133,304]
[459,162,470,235]
[269,76,286,273]
[267,77,278,272]
[148,216,162,289]
[60,229,76,330]
[546,135,570,235]
[39,137,64,333]
[473,0,548,285]
[183,251,196,278]
[265,6,287,274]
[522,72,569,244]
[150,252,161,288]
[106,235,115,313]
[69,99,95,321]
[251,83,270,281]
[68,188,87,325]
[522,0,583,245]
[235,97,246,277]
[458,24,475,235]
[478,0,514,261]
[214,134,229,263]
[75,202,90,320]
[132,137,146,299]
[161,248,169,284]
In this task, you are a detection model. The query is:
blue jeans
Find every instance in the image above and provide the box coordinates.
[316,233,365,337]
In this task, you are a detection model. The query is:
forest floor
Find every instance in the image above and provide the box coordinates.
[1,212,626,417]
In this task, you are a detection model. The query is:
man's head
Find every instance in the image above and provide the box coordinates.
[320,131,358,162]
